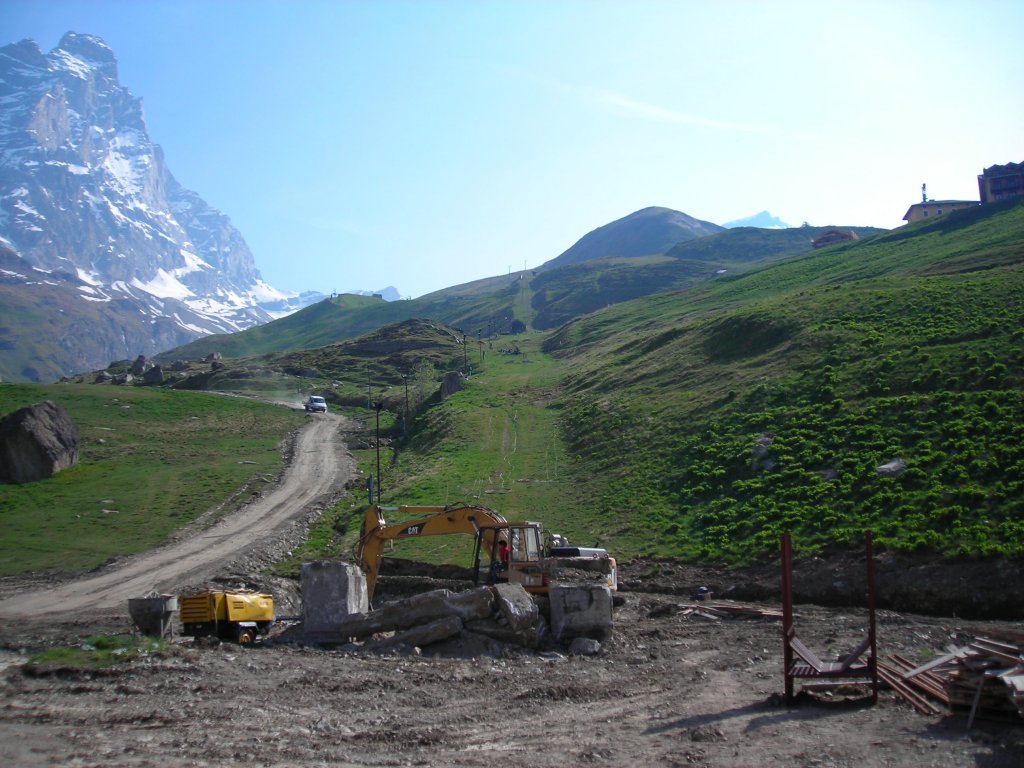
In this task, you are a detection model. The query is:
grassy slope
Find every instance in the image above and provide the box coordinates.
[544,200,1024,561]
[321,275,627,570]
[0,384,304,575]
[159,226,890,362]
[5,203,1021,578]
[157,277,528,364]
[329,332,615,570]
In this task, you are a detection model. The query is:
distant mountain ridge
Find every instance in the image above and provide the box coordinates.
[0,32,314,381]
[543,206,724,269]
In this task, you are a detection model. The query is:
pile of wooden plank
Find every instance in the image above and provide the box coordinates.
[881,632,1024,725]
[946,635,1024,725]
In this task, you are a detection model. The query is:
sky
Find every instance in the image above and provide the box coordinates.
[2,1,1022,299]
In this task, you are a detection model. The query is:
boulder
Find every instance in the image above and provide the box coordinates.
[751,433,775,472]
[0,400,80,483]
[568,637,602,656]
[876,459,907,476]
[129,355,150,375]
[142,365,164,385]
[440,371,464,399]
[492,582,538,632]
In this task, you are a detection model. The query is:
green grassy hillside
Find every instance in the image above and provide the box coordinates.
[158,318,472,420]
[0,384,303,575]
[160,223,890,361]
[5,202,1021,580]
[543,206,725,269]
[664,224,884,265]
[156,275,530,363]
[543,200,1024,561]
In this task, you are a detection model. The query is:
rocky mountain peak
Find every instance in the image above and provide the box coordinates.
[0,32,302,382]
[54,32,118,74]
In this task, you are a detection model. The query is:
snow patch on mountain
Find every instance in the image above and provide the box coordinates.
[723,211,791,229]
[0,31,317,377]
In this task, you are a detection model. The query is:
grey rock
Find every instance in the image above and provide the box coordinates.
[0,400,80,483]
[568,637,602,656]
[142,365,164,385]
[440,371,464,398]
[876,459,907,476]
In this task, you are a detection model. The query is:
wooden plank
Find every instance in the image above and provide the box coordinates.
[878,661,942,715]
[901,651,957,680]
[969,641,1023,666]
[790,637,824,672]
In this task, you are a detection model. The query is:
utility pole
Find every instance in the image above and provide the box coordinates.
[402,374,410,436]
[374,401,383,503]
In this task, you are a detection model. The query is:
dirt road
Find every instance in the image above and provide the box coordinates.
[0,411,353,619]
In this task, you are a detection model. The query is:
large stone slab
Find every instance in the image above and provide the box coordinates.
[301,561,369,640]
[491,582,538,632]
[464,615,546,649]
[549,584,613,642]
[363,615,464,653]
[323,586,495,642]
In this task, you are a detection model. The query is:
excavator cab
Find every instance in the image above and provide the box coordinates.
[473,522,548,593]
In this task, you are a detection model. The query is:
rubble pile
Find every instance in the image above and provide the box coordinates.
[295,578,614,657]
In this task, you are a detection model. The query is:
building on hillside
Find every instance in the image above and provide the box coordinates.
[902,200,977,223]
[978,161,1024,203]
[810,228,858,249]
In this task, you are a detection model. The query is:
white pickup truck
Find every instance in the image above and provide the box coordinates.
[304,395,328,413]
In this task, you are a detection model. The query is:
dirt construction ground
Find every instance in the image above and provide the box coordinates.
[1,417,1022,767]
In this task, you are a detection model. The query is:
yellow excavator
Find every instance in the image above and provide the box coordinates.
[355,503,616,603]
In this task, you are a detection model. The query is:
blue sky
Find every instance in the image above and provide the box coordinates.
[3,0,1022,298]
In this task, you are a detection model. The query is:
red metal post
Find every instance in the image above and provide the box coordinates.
[781,532,795,703]
[865,530,878,703]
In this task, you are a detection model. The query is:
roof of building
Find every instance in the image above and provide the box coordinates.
[980,161,1023,176]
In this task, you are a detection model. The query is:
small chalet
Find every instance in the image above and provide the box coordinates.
[902,199,977,223]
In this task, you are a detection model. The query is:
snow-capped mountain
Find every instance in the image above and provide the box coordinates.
[0,32,307,381]
[722,211,791,229]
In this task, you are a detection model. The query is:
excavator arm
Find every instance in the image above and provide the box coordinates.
[355,503,513,602]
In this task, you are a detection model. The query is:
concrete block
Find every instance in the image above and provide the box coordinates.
[301,560,369,639]
[549,584,613,642]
